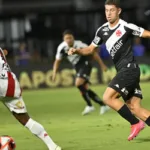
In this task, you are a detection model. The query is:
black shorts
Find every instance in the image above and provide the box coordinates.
[109,63,143,101]
[75,61,92,82]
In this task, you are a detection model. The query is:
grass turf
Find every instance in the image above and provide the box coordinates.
[0,83,150,150]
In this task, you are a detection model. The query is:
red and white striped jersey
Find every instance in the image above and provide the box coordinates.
[0,48,11,72]
[0,48,22,98]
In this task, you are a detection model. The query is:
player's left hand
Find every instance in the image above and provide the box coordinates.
[68,48,77,55]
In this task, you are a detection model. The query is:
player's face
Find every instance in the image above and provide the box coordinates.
[63,34,74,47]
[105,5,121,24]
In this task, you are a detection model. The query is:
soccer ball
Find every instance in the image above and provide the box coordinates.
[0,136,16,150]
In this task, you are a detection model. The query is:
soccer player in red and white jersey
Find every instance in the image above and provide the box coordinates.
[0,49,61,150]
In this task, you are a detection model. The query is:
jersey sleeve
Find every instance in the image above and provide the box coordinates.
[92,27,103,47]
[125,23,144,37]
[55,46,64,60]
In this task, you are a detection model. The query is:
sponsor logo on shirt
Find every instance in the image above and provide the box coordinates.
[110,40,123,59]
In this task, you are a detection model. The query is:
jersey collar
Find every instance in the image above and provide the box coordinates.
[108,19,122,30]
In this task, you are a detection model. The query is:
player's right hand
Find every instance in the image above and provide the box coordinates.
[68,48,77,55]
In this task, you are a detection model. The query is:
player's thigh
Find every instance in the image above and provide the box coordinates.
[103,87,120,103]
[2,96,27,114]
[76,62,92,83]
[75,77,86,87]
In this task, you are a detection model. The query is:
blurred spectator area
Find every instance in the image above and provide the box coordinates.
[0,0,148,65]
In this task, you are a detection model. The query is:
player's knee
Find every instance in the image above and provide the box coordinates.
[75,81,82,87]
[127,103,140,114]
[75,78,86,87]
[77,84,87,95]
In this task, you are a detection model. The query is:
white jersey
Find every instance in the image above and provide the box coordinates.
[56,40,88,66]
[0,48,11,72]
[0,48,26,114]
[0,48,21,98]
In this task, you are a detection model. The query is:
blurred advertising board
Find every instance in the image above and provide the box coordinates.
[11,57,150,89]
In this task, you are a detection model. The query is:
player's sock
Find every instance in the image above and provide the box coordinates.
[145,116,150,126]
[25,118,57,150]
[118,104,139,125]
[88,89,105,106]
[77,85,92,106]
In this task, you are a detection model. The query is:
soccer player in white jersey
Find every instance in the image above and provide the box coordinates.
[68,0,150,141]
[52,30,109,115]
[0,50,61,150]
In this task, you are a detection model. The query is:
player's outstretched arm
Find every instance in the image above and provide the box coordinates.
[92,50,107,72]
[52,59,61,81]
[68,44,96,56]
[141,30,150,38]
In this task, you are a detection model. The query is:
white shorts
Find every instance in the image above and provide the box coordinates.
[0,70,27,113]
[1,96,27,114]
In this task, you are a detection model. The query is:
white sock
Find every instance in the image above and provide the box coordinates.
[25,118,57,150]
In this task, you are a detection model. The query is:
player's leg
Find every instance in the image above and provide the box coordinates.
[75,61,109,114]
[103,67,145,140]
[75,77,94,115]
[103,87,144,141]
[87,87,104,106]
[87,87,110,114]
[103,87,139,123]
[85,83,110,114]
[126,97,150,121]
[3,97,61,150]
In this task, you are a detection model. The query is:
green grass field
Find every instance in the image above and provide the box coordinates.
[0,83,150,150]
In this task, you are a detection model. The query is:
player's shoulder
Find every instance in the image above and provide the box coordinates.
[74,40,88,47]
[119,19,137,30]
[57,41,67,51]
[119,19,128,26]
[74,40,83,45]
[96,22,109,34]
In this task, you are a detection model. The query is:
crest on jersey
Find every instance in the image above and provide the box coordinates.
[116,30,122,37]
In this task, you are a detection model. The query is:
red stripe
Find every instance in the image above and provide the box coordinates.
[6,72,15,97]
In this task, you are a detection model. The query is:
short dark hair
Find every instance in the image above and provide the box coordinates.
[105,0,120,8]
[63,30,74,37]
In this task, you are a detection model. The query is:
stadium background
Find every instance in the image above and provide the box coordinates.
[0,0,150,150]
